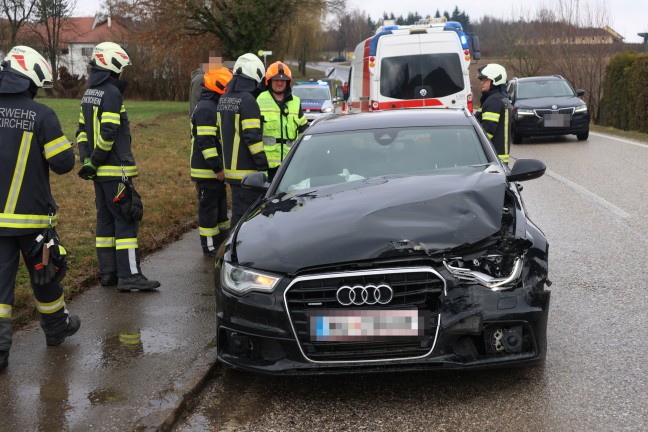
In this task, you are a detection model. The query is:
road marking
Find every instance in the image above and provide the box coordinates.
[591,132,648,149]
[544,168,630,219]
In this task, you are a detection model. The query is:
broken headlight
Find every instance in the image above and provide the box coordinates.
[443,254,524,291]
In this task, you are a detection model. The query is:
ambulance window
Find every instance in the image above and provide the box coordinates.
[380,53,463,100]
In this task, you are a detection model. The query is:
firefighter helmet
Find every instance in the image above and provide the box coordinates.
[265,61,292,85]
[91,42,131,74]
[1,46,53,88]
[477,63,507,86]
[204,67,232,94]
[233,53,265,83]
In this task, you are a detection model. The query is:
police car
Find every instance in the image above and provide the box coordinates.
[292,80,336,122]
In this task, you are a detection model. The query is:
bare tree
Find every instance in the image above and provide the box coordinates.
[30,0,77,83]
[479,0,616,123]
[1,0,37,48]
[538,0,614,123]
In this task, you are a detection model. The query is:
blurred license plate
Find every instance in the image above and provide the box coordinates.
[544,113,571,127]
[308,309,425,341]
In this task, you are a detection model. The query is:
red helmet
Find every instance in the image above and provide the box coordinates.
[265,61,292,85]
[204,67,232,94]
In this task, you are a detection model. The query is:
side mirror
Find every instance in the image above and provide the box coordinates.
[576,89,585,97]
[471,35,481,61]
[506,159,546,182]
[241,171,270,191]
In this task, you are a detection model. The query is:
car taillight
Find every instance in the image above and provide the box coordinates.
[370,100,379,111]
[467,93,473,113]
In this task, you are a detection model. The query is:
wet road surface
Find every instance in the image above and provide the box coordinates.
[173,132,648,431]
[1,230,217,431]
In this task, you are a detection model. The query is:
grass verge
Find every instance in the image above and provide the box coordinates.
[13,99,197,327]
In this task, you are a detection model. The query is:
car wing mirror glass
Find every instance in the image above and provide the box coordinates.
[241,171,270,191]
[506,159,546,182]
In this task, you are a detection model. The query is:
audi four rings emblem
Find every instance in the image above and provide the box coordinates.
[336,284,394,306]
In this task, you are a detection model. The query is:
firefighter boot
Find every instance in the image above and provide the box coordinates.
[118,274,161,292]
[46,315,81,346]
[98,248,118,287]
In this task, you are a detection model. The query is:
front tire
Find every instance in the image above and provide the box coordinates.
[576,129,589,141]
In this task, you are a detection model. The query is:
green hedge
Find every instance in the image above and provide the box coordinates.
[601,51,648,132]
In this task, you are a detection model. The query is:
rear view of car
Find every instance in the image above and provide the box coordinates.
[507,75,589,143]
[292,81,335,122]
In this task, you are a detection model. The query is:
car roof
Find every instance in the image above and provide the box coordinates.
[294,81,330,87]
[513,75,567,82]
[307,109,474,134]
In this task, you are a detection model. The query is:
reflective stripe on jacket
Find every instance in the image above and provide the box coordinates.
[0,88,74,234]
[76,69,137,181]
[257,91,307,168]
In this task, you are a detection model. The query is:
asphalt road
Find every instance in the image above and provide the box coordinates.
[172,131,648,431]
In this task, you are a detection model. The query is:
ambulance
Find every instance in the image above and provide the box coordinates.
[340,18,480,113]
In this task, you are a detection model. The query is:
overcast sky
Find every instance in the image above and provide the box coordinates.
[74,0,648,43]
[347,0,648,43]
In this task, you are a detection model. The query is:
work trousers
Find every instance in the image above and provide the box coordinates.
[0,233,70,351]
[94,181,141,279]
[229,184,264,227]
[196,181,230,253]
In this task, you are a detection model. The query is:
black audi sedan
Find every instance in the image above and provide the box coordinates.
[214,109,551,375]
[507,75,589,143]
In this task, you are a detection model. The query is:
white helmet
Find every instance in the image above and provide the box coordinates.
[2,46,53,88]
[233,53,265,83]
[477,63,507,86]
[91,42,131,74]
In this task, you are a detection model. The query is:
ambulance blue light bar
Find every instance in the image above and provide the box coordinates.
[368,21,470,56]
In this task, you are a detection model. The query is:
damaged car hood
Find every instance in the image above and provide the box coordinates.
[234,168,507,273]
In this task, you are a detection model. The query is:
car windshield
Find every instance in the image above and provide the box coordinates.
[517,80,575,99]
[276,126,489,193]
[292,87,331,100]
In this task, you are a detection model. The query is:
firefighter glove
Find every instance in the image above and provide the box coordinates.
[78,158,97,180]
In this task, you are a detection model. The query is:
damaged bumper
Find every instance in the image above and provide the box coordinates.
[215,258,550,375]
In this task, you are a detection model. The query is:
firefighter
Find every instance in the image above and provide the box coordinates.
[476,63,512,164]
[190,67,233,256]
[216,53,269,226]
[76,42,160,292]
[0,46,81,370]
[256,61,308,182]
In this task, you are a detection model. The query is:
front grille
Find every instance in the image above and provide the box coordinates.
[534,107,574,117]
[285,267,444,363]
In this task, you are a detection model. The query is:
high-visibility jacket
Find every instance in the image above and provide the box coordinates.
[0,71,75,234]
[479,86,512,164]
[76,68,138,181]
[216,75,268,184]
[190,88,224,182]
[256,90,307,168]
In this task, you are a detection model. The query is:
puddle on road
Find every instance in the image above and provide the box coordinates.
[88,387,126,405]
[100,328,183,367]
